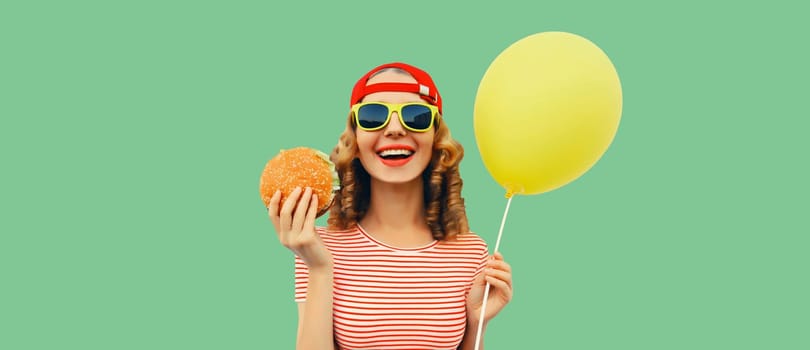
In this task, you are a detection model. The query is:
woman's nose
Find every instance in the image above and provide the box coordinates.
[383,112,406,136]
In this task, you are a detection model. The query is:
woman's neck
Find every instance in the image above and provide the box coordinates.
[359,177,434,248]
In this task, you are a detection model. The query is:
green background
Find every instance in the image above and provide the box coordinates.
[2,0,807,349]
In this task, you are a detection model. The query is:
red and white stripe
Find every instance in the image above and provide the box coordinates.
[295,225,489,350]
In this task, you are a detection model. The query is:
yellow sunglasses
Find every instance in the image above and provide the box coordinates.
[351,102,439,132]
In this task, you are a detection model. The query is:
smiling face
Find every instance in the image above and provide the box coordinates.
[354,69,436,185]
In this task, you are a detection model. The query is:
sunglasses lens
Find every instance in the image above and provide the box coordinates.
[401,105,433,130]
[357,103,389,129]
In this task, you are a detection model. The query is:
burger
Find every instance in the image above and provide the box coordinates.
[259,147,339,217]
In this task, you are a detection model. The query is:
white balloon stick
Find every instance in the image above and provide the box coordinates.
[474,195,513,350]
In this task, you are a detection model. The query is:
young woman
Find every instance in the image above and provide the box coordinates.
[268,62,513,350]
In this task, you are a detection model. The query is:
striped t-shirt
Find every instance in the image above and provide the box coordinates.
[295,225,489,350]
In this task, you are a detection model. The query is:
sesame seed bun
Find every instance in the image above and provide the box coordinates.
[259,147,339,217]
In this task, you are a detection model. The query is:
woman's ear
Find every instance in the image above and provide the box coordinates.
[329,145,339,164]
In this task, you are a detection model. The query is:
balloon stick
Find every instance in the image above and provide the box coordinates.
[474,194,513,350]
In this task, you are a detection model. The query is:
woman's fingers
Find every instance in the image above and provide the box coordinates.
[485,268,512,287]
[279,187,302,235]
[489,254,512,273]
[267,190,282,229]
[304,194,318,231]
[485,274,509,289]
[492,252,508,263]
[486,252,513,300]
[291,187,312,232]
[487,260,512,273]
[485,275,513,302]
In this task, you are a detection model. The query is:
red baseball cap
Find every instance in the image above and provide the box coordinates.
[350,62,443,115]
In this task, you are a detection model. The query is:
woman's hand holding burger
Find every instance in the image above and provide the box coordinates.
[260,147,339,270]
[267,186,333,271]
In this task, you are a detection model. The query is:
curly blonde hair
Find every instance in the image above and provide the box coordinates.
[327,110,470,241]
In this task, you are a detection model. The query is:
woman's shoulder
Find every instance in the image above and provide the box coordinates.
[442,231,489,250]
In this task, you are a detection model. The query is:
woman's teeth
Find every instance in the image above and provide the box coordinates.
[378,149,414,159]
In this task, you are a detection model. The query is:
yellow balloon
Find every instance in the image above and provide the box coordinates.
[474,32,622,196]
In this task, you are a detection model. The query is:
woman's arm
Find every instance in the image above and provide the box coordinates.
[296,267,334,350]
[458,252,513,350]
[268,187,335,350]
